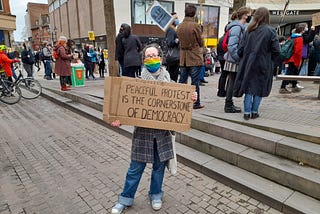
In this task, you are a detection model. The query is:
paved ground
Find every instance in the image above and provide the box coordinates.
[0,97,283,214]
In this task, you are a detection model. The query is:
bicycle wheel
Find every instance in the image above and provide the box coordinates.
[0,80,22,105]
[18,78,42,99]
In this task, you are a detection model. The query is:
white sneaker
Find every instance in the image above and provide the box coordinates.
[296,84,304,89]
[151,199,162,210]
[111,203,126,214]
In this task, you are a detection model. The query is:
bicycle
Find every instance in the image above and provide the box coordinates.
[13,62,42,99]
[0,71,22,105]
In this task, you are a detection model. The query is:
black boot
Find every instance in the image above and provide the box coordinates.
[224,101,241,113]
[217,90,226,97]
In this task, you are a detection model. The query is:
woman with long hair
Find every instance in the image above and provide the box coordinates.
[223,6,252,113]
[233,7,280,120]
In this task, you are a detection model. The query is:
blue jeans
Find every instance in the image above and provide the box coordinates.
[314,63,320,76]
[244,93,262,115]
[299,59,308,76]
[118,140,166,206]
[179,66,201,107]
[44,60,52,77]
[200,66,205,81]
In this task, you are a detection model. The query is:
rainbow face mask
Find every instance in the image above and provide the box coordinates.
[144,57,161,73]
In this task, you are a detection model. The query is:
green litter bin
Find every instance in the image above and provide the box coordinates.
[71,65,85,87]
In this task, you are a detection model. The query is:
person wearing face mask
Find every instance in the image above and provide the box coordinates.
[165,12,180,82]
[110,44,198,214]
[223,6,251,113]
[54,36,73,91]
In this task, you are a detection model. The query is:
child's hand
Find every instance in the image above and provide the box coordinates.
[191,92,197,102]
[111,120,121,127]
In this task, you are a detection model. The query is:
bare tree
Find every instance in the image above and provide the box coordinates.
[103,0,119,77]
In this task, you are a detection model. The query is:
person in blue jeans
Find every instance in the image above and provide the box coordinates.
[233,7,280,120]
[110,44,197,214]
[177,4,205,109]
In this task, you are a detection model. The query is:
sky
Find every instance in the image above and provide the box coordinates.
[10,0,48,41]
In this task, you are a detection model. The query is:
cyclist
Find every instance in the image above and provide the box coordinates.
[0,45,20,82]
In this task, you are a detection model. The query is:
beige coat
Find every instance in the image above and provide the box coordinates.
[177,17,204,67]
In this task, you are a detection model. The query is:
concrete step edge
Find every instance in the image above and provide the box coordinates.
[196,110,320,144]
[41,88,320,214]
[179,128,320,200]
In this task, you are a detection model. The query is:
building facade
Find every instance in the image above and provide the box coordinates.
[48,0,231,49]
[247,0,320,36]
[0,0,16,47]
[25,3,51,49]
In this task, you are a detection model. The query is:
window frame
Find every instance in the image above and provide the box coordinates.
[192,3,220,39]
[0,0,3,11]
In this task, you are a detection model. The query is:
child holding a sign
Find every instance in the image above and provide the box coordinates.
[111,44,197,214]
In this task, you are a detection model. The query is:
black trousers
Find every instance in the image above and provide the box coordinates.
[167,63,180,82]
[281,62,299,88]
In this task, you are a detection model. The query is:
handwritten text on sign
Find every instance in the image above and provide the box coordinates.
[103,77,195,131]
[118,81,192,124]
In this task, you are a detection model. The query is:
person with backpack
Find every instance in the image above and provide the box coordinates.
[217,24,229,97]
[279,23,304,94]
[21,43,35,78]
[233,7,280,120]
[223,6,252,113]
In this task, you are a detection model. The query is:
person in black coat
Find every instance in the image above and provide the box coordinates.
[165,12,180,82]
[115,24,126,76]
[21,43,35,78]
[121,24,142,78]
[233,7,280,120]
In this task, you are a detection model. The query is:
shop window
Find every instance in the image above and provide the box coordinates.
[132,0,173,25]
[194,4,220,39]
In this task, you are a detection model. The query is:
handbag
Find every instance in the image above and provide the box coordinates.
[166,46,180,64]
[166,132,177,175]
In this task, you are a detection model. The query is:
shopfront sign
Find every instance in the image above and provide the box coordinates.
[270,10,300,16]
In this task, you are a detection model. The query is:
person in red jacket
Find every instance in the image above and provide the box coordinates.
[279,24,304,93]
[0,45,20,82]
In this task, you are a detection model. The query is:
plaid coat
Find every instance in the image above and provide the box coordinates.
[131,126,174,163]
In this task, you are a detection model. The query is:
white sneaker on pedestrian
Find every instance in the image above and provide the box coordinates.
[111,203,126,214]
[151,199,162,210]
[296,84,304,89]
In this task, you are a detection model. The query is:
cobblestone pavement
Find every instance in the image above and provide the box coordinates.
[0,98,283,214]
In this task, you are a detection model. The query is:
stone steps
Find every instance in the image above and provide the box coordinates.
[190,114,320,169]
[41,87,320,214]
[178,128,320,200]
[198,110,320,144]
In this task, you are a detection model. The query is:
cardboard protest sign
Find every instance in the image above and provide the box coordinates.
[146,1,175,32]
[103,77,195,131]
[312,12,320,26]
